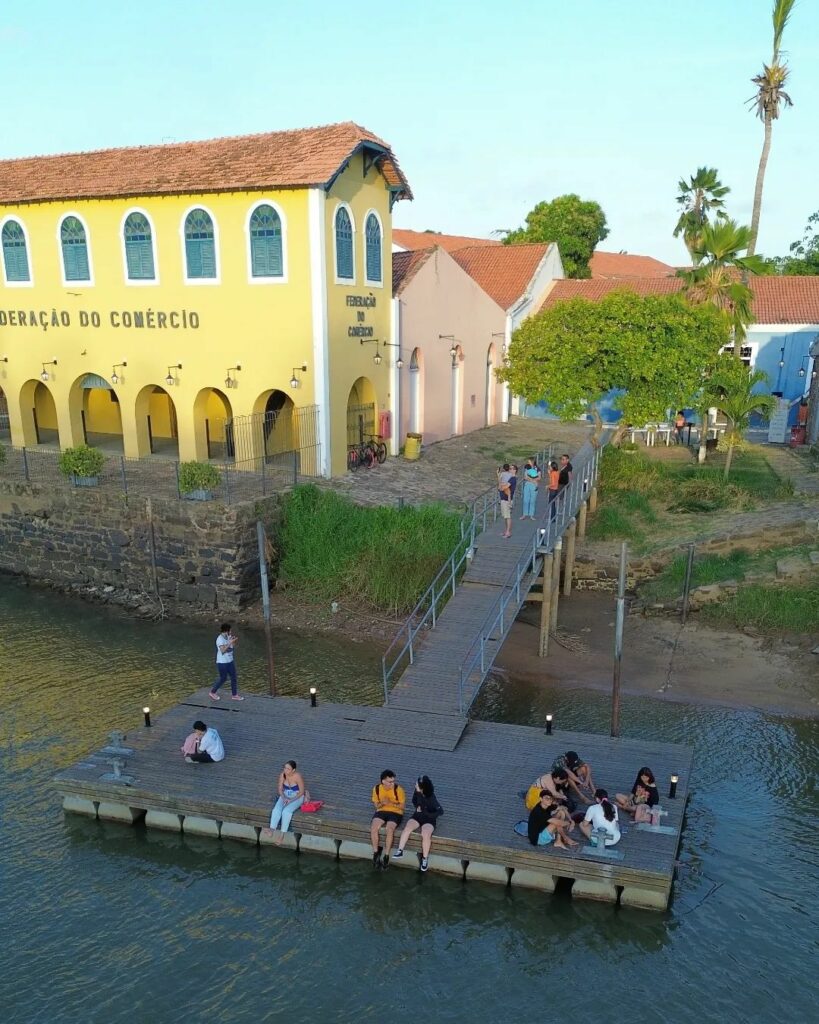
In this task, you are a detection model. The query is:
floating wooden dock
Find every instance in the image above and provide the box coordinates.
[55,691,692,910]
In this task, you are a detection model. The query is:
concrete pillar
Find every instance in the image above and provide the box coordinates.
[563,518,577,597]
[538,553,554,657]
[589,486,598,513]
[577,500,588,539]
[620,885,669,910]
[550,538,562,633]
[572,878,618,902]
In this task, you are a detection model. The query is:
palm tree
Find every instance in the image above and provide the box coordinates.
[674,167,730,263]
[747,0,796,256]
[702,360,776,480]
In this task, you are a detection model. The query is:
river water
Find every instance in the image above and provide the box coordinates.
[1,577,816,1024]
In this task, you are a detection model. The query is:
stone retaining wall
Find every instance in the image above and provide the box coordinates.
[0,480,282,613]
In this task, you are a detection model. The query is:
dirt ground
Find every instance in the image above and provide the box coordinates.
[495,590,819,718]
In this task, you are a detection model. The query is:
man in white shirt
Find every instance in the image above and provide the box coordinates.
[209,622,243,701]
[186,720,225,763]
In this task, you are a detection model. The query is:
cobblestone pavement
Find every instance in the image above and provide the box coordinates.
[322,418,594,508]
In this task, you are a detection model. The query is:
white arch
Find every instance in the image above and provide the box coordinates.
[332,201,356,285]
[409,346,423,434]
[0,214,34,288]
[120,206,159,286]
[362,207,384,288]
[179,203,221,285]
[245,198,289,284]
[56,210,95,287]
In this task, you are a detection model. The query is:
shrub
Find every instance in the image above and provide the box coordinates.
[702,582,819,634]
[666,475,752,513]
[58,445,104,479]
[178,461,221,494]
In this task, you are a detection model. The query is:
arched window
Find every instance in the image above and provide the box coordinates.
[184,208,217,279]
[2,219,30,282]
[249,204,283,278]
[335,206,354,280]
[60,216,90,282]
[123,212,155,280]
[365,213,382,284]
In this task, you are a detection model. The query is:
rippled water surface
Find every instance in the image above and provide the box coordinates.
[1,578,817,1024]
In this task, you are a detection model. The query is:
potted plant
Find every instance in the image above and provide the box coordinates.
[58,444,104,486]
[178,460,221,500]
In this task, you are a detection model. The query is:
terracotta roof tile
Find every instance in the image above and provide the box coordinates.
[392,247,434,295]
[0,122,412,204]
[393,228,500,253]
[590,251,675,279]
[451,243,553,310]
[539,276,819,324]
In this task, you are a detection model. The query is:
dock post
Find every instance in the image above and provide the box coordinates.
[589,485,598,513]
[563,518,577,597]
[538,553,554,657]
[577,500,587,539]
[550,538,562,633]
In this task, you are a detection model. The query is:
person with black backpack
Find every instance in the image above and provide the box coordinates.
[392,775,443,872]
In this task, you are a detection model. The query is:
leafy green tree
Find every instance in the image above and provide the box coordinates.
[497,290,729,444]
[503,194,608,278]
[699,359,776,480]
[775,210,819,275]
[674,167,730,264]
[747,0,796,256]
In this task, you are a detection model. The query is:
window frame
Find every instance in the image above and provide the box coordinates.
[245,199,288,285]
[363,209,383,287]
[57,211,94,287]
[180,204,220,285]
[120,206,159,286]
[333,202,356,285]
[0,215,34,287]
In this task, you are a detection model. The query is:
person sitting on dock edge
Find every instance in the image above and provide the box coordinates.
[371,769,406,869]
[209,623,244,701]
[527,791,578,850]
[184,720,225,764]
[393,775,443,872]
[579,789,621,846]
[263,760,306,843]
[616,767,659,823]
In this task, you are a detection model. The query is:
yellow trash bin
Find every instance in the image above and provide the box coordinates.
[404,432,422,460]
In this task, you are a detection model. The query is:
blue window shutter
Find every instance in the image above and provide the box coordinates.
[123,213,155,280]
[365,213,381,282]
[249,204,283,277]
[61,216,90,281]
[184,209,216,279]
[335,207,353,280]
[2,220,31,282]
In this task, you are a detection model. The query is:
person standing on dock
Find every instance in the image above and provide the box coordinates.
[209,623,243,701]
[520,458,540,520]
[185,720,225,764]
[370,770,406,869]
[547,460,560,521]
[497,463,513,539]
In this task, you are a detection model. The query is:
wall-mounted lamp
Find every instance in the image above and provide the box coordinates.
[778,344,786,369]
[143,706,152,728]
[0,355,8,363]
[545,713,553,736]
[359,338,383,365]
[309,686,317,708]
[798,357,809,379]
[290,363,307,389]
[439,334,460,359]
[165,364,182,387]
[224,365,242,389]
[111,361,127,386]
[382,341,403,368]
[41,359,57,382]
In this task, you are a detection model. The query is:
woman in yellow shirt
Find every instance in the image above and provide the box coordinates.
[370,769,406,869]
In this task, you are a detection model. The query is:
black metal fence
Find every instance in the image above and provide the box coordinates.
[0,443,322,506]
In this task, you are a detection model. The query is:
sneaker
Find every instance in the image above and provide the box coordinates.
[420,857,429,872]
[208,691,220,701]
[231,695,245,701]
[185,756,194,763]
[392,849,403,860]
[372,848,382,868]
[380,854,390,871]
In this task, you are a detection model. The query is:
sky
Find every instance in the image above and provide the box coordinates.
[2,0,817,265]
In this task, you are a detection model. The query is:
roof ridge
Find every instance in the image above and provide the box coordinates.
[454,240,552,252]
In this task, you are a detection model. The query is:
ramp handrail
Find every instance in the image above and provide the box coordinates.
[456,442,601,715]
[381,443,554,701]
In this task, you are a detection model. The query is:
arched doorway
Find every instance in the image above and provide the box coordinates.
[69,373,124,453]
[450,345,464,436]
[193,387,234,461]
[485,343,497,427]
[254,388,296,460]
[0,384,9,441]
[134,384,179,457]
[19,379,59,446]
[408,347,422,434]
[347,376,376,446]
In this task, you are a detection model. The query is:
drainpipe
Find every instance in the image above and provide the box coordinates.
[390,297,401,456]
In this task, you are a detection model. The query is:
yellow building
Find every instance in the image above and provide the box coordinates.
[0,122,411,476]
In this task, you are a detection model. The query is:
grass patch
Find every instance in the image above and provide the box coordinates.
[586,506,644,542]
[277,485,463,616]
[701,582,819,634]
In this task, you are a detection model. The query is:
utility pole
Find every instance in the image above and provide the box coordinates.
[256,520,276,696]
[611,542,627,737]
